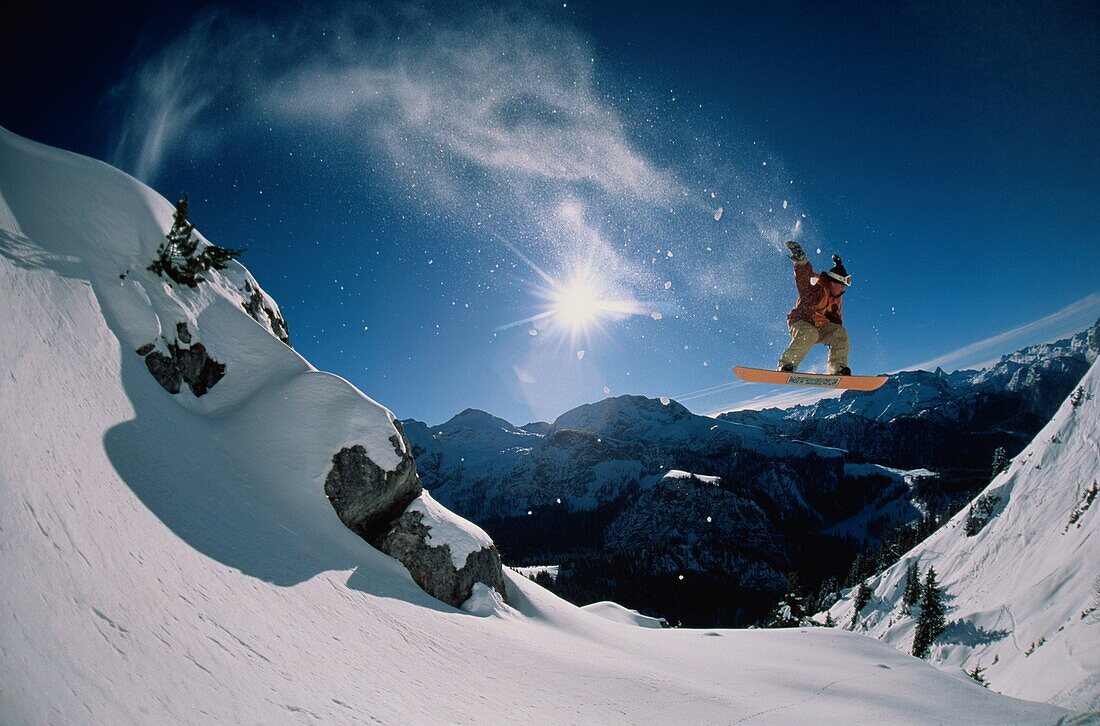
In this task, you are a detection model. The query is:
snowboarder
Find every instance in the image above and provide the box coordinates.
[776,240,852,375]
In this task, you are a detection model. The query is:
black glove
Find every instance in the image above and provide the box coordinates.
[786,240,807,263]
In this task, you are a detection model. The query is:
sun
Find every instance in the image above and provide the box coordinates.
[552,277,604,330]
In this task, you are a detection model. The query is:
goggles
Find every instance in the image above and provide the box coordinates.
[825,271,852,286]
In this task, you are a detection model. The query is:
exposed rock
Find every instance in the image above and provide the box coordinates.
[324,428,507,608]
[241,280,292,346]
[324,431,422,542]
[136,322,226,396]
[376,503,508,608]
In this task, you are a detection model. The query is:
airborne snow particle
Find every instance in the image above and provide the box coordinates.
[577,350,586,360]
[666,250,673,258]
[602,386,610,395]
[556,498,562,504]
[663,281,672,290]
[713,207,723,221]
[651,311,663,320]
[707,516,713,523]
[528,329,538,336]
[816,248,821,254]
[678,574,685,580]
[783,199,789,209]
[660,396,671,405]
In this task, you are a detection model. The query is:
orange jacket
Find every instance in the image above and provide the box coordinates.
[787,261,843,328]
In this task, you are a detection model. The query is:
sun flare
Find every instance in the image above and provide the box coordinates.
[552,278,604,329]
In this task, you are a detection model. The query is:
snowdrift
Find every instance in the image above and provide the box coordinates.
[0,126,1076,722]
[828,357,1100,712]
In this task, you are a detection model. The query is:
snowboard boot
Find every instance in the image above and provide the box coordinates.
[834,366,851,376]
[778,362,796,373]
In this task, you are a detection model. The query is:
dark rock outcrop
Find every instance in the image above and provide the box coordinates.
[323,425,508,609]
[136,322,226,396]
[376,506,508,607]
[241,280,292,346]
[324,434,422,542]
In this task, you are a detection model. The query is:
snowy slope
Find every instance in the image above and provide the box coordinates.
[0,126,1077,723]
[826,357,1100,712]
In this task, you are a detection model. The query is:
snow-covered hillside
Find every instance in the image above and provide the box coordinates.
[0,126,1078,722]
[826,357,1100,712]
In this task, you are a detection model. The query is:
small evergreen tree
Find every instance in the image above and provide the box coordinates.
[148,195,245,287]
[824,612,836,628]
[846,552,864,587]
[990,447,1009,479]
[912,566,946,659]
[901,561,922,615]
[967,662,988,687]
[814,576,840,613]
[964,493,1000,536]
[849,579,872,629]
[1069,386,1089,408]
[767,572,809,628]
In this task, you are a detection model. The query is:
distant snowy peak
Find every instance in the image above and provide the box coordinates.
[982,318,1099,371]
[550,394,695,440]
[746,319,1099,424]
[437,408,533,436]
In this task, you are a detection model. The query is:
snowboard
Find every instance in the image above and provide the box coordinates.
[733,366,888,391]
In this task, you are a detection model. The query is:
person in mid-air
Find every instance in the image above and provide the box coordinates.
[776,240,852,375]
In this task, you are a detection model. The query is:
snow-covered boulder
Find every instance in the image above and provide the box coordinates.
[136,321,226,396]
[377,491,508,607]
[324,435,422,540]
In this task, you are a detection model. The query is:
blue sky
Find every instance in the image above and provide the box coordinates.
[3,0,1098,424]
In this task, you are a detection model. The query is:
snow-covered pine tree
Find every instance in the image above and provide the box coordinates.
[767,572,808,628]
[814,575,840,613]
[991,446,1009,479]
[1069,385,1089,408]
[967,662,988,688]
[912,566,946,659]
[901,560,922,615]
[148,195,245,287]
[849,579,872,629]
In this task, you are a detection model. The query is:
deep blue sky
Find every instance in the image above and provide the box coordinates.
[4,0,1098,425]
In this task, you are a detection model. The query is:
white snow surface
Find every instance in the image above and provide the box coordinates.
[0,127,1079,722]
[826,357,1100,713]
[581,601,667,629]
[664,468,721,485]
[406,489,495,569]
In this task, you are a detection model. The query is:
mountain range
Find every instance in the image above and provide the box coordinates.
[404,322,1099,624]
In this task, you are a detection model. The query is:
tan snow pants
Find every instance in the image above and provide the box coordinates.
[778,320,850,373]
